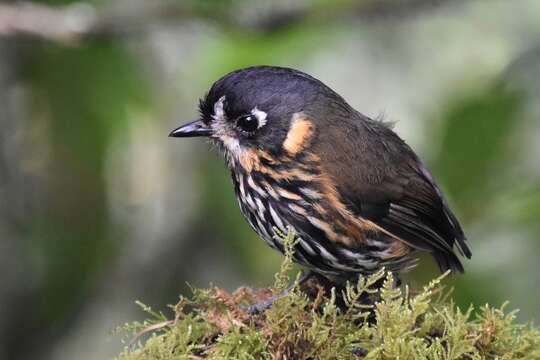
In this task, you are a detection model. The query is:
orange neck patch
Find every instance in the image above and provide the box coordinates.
[237,149,260,172]
[283,115,315,155]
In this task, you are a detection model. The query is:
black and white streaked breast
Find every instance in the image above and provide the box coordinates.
[229,157,413,276]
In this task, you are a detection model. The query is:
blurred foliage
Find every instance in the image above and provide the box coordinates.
[22,41,149,323]
[425,82,537,313]
[198,26,336,77]
[432,84,525,219]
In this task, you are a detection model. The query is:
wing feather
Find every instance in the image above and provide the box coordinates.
[314,115,471,272]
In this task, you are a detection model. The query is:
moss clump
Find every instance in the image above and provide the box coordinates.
[116,229,540,359]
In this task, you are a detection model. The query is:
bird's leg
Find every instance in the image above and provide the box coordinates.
[246,270,319,314]
[246,296,276,315]
[305,271,402,315]
[246,271,401,315]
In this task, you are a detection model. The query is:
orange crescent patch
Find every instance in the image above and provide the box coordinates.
[283,115,315,154]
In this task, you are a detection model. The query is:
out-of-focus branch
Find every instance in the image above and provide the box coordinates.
[0,2,202,44]
[0,3,98,44]
[0,0,465,45]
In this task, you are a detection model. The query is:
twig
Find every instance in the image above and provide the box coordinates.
[0,2,99,44]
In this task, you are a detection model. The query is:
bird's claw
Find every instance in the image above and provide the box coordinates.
[244,296,277,315]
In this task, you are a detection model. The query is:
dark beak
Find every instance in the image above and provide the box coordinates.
[169,120,212,138]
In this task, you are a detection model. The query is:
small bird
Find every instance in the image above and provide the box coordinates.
[170,66,471,279]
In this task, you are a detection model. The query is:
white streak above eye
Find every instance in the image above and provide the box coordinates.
[251,107,267,128]
[213,96,226,120]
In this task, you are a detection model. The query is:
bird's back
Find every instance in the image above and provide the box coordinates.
[312,113,471,273]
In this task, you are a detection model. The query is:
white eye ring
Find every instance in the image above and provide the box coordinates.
[251,107,267,129]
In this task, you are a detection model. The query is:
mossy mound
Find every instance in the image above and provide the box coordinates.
[116,230,540,359]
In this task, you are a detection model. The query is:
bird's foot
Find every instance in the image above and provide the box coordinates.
[246,295,277,315]
[244,271,320,315]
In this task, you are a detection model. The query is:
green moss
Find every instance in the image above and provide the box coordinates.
[116,229,540,359]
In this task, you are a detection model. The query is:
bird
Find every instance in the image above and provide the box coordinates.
[170,66,471,281]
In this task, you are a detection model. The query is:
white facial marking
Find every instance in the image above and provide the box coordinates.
[221,135,242,155]
[251,107,267,128]
[210,95,248,165]
[212,96,226,121]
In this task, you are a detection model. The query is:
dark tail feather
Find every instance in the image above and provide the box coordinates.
[434,251,465,274]
[443,206,472,259]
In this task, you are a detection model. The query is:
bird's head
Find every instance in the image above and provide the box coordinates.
[170,66,349,167]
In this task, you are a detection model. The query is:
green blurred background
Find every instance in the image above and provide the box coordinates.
[1,0,539,358]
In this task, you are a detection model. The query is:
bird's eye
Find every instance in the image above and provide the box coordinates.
[236,114,259,133]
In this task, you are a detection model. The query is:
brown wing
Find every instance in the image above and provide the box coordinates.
[314,115,471,273]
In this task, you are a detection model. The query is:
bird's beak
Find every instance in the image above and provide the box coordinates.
[169,120,212,138]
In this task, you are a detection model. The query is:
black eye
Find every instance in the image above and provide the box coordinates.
[236,114,258,133]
